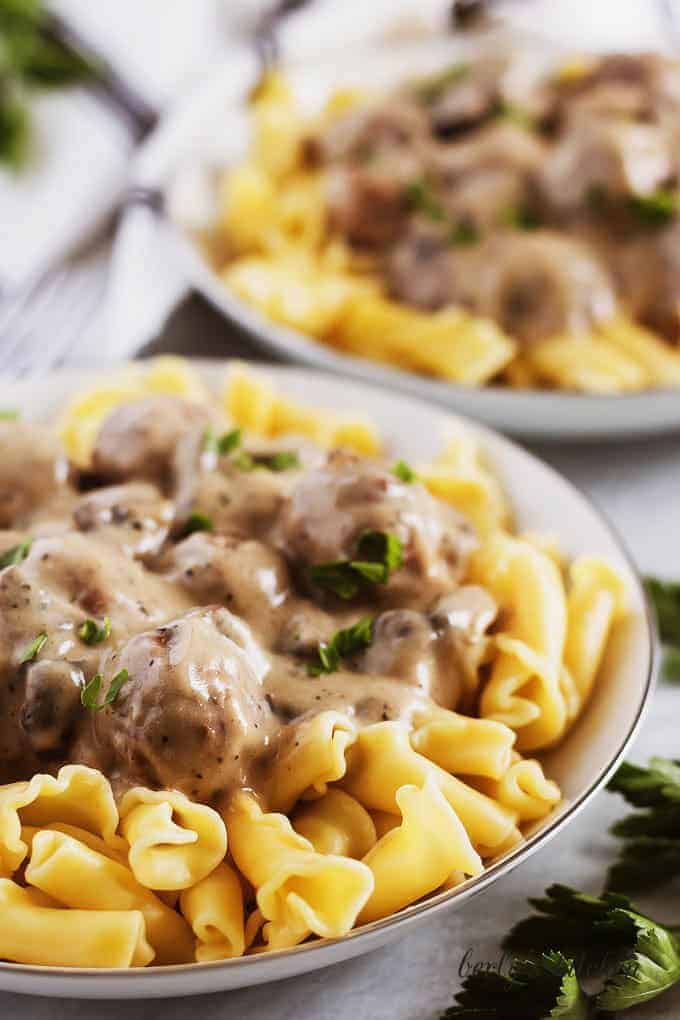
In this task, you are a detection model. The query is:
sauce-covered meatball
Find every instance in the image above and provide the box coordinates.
[276,450,477,606]
[91,608,275,801]
[0,421,71,528]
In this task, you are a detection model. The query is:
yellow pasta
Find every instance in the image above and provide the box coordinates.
[225,791,374,949]
[331,293,516,385]
[411,706,516,780]
[563,556,628,713]
[418,432,511,537]
[26,830,194,964]
[180,862,245,961]
[471,753,561,823]
[0,764,122,876]
[118,787,227,891]
[370,811,401,839]
[359,779,482,924]
[0,878,154,968]
[267,711,357,813]
[526,333,651,393]
[341,722,517,853]
[224,361,381,455]
[468,533,568,750]
[599,318,680,387]
[292,789,377,859]
[21,822,128,865]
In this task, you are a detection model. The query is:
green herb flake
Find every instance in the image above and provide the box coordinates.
[499,204,541,231]
[217,428,242,455]
[644,576,680,645]
[308,617,374,676]
[629,188,677,228]
[494,99,536,130]
[449,221,479,246]
[392,460,417,483]
[81,668,129,712]
[308,531,403,599]
[663,647,680,682]
[405,179,447,223]
[0,409,19,420]
[234,449,300,472]
[411,62,469,103]
[0,538,31,568]
[78,616,111,646]
[183,511,213,536]
[20,631,47,664]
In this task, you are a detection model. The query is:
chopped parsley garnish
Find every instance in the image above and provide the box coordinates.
[0,409,19,419]
[644,577,680,681]
[204,427,242,455]
[392,460,417,483]
[78,616,111,646]
[503,883,680,1014]
[235,450,300,473]
[20,631,47,664]
[499,204,541,231]
[81,668,129,712]
[309,530,403,599]
[411,62,469,103]
[405,179,447,222]
[308,617,374,676]
[494,99,536,130]
[0,538,31,568]
[443,950,588,1019]
[629,188,677,228]
[449,221,479,246]
[606,757,680,892]
[183,511,214,536]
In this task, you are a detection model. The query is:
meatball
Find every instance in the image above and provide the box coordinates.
[74,482,174,560]
[276,451,477,606]
[92,608,274,801]
[20,659,83,754]
[164,533,291,642]
[0,421,71,528]
[92,397,213,490]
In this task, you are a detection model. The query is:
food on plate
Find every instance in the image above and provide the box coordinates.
[208,56,680,392]
[0,357,627,967]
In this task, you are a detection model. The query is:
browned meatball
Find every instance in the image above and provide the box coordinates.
[276,451,477,607]
[0,421,71,528]
[92,397,213,490]
[20,659,83,754]
[74,482,174,560]
[91,608,274,801]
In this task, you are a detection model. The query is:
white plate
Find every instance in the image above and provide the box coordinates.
[124,36,680,441]
[0,361,654,998]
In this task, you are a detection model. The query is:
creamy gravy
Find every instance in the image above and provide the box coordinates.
[0,398,497,805]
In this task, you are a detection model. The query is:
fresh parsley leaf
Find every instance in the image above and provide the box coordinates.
[0,538,31,568]
[392,460,417,483]
[19,630,47,663]
[629,189,677,228]
[218,428,242,455]
[644,577,680,645]
[0,92,30,168]
[81,668,129,712]
[499,204,541,231]
[309,531,404,599]
[183,511,213,536]
[663,647,680,683]
[449,221,479,246]
[442,950,590,1019]
[78,616,111,646]
[308,616,374,676]
[411,62,469,103]
[0,409,19,419]
[236,449,300,472]
[596,907,680,1012]
[405,179,447,223]
[605,757,680,892]
[494,99,536,130]
[504,883,680,1013]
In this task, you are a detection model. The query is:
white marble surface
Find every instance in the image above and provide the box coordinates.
[2,299,680,1018]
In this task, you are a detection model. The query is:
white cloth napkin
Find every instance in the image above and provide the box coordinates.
[0,0,226,294]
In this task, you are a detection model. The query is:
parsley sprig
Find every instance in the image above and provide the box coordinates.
[309,530,403,600]
[443,950,588,1019]
[78,616,111,646]
[19,630,46,663]
[606,757,680,892]
[308,617,374,676]
[405,180,479,246]
[0,537,31,568]
[644,577,680,681]
[80,668,129,712]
